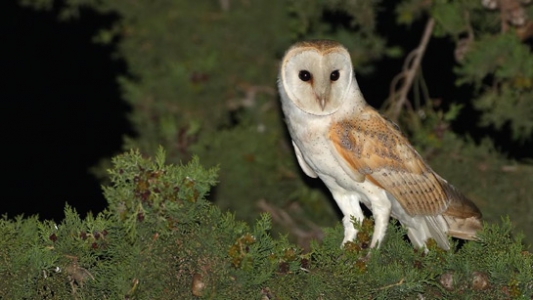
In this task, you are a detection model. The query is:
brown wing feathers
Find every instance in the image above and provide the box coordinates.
[329,106,482,226]
[439,178,483,239]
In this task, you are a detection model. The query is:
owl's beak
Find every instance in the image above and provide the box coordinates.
[315,84,330,111]
[318,98,327,111]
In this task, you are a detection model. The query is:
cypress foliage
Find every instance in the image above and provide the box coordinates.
[18,0,533,243]
[7,1,533,297]
[0,149,531,298]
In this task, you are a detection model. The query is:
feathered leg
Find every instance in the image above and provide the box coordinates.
[330,191,365,246]
[366,191,392,248]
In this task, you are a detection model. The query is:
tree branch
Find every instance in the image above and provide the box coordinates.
[388,18,435,121]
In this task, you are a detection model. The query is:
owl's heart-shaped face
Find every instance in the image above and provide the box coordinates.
[280,44,354,115]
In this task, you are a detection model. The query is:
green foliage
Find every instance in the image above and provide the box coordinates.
[0,149,220,298]
[430,1,533,141]
[16,0,533,291]
[32,0,392,237]
[1,150,532,298]
[14,0,387,251]
[456,33,533,139]
[394,1,533,141]
[391,1,533,247]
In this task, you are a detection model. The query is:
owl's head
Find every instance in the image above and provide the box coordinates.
[279,40,355,116]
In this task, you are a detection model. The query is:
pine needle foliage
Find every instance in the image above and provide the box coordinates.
[0,150,532,299]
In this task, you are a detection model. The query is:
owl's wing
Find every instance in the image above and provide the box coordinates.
[292,141,318,178]
[328,106,480,219]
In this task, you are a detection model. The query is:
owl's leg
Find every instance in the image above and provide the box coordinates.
[331,191,364,246]
[368,192,392,248]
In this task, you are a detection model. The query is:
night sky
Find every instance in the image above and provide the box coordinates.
[2,2,530,223]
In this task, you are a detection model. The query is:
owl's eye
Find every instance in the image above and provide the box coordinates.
[330,70,340,81]
[298,70,312,82]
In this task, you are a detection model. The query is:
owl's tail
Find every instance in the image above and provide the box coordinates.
[403,178,482,250]
[439,177,483,240]
[405,215,451,250]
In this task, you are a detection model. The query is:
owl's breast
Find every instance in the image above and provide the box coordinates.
[288,118,358,188]
[286,112,390,206]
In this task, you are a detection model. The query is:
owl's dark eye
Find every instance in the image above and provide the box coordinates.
[330,70,340,81]
[298,70,312,82]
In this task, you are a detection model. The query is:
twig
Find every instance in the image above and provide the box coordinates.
[376,278,405,291]
[389,18,435,121]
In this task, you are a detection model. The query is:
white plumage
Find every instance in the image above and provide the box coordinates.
[278,40,482,249]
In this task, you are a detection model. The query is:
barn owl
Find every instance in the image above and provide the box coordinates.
[278,40,482,250]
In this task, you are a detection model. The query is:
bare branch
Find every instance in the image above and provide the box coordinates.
[388,18,435,121]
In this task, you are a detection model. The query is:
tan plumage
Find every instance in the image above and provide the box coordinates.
[278,40,482,250]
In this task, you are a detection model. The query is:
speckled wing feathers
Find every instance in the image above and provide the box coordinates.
[329,106,480,220]
[279,40,482,247]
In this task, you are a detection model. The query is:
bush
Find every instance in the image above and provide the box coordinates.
[0,149,531,298]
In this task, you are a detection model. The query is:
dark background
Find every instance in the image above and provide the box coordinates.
[1,1,529,222]
[1,1,132,221]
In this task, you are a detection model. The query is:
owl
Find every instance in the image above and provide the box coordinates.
[278,40,482,250]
